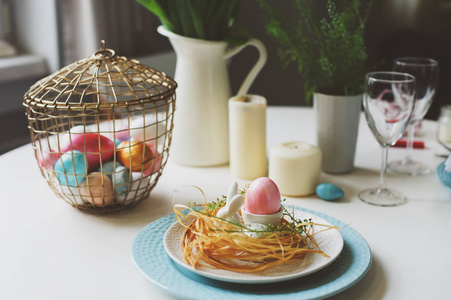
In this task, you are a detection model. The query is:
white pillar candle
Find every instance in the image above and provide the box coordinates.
[438,123,451,144]
[269,141,321,196]
[228,95,267,180]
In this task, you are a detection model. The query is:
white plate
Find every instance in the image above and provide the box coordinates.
[163,210,344,284]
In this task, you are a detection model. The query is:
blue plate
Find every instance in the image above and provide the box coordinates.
[436,161,451,192]
[131,207,372,300]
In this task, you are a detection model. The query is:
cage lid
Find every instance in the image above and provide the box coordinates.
[23,41,177,110]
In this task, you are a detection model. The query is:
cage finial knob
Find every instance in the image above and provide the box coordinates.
[94,40,115,60]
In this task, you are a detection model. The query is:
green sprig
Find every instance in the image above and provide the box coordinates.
[191,204,316,238]
[258,0,375,100]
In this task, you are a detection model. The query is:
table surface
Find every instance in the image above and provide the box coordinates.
[1,106,449,300]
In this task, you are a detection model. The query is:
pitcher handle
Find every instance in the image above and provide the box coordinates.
[225,39,267,96]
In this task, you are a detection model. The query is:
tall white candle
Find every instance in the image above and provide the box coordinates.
[438,124,451,144]
[269,141,321,196]
[437,106,451,152]
[229,95,267,179]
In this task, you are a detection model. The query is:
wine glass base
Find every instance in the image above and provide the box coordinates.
[358,188,407,207]
[388,159,431,176]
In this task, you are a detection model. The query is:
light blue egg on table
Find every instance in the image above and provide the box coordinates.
[98,161,123,181]
[55,150,88,187]
[316,183,344,201]
[114,165,130,195]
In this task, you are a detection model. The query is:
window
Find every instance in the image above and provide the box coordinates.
[0,0,16,57]
[1,0,12,40]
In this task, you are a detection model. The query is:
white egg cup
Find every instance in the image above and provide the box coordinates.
[241,207,283,228]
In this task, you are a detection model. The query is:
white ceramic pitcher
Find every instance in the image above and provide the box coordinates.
[158,26,267,167]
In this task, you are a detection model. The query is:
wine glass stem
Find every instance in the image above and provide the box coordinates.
[405,120,417,163]
[379,146,389,191]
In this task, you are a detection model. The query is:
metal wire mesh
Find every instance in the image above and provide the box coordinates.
[23,41,177,213]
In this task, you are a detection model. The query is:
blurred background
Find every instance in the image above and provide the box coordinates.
[1,0,450,154]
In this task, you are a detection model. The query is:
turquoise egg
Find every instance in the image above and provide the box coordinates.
[55,150,88,186]
[114,139,122,147]
[316,183,344,201]
[113,165,130,195]
[98,161,123,181]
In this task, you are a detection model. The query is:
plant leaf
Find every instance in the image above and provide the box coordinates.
[135,0,174,31]
[136,0,241,41]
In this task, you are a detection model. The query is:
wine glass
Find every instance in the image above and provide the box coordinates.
[359,72,415,206]
[388,57,439,175]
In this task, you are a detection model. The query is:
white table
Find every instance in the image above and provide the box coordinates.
[1,107,449,300]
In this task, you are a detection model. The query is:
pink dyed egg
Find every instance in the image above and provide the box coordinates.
[80,172,114,206]
[37,149,60,170]
[244,177,281,215]
[62,133,115,173]
[114,129,131,142]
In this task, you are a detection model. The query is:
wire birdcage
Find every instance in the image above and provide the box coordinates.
[23,41,177,213]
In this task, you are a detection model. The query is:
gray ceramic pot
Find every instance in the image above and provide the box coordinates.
[314,93,362,174]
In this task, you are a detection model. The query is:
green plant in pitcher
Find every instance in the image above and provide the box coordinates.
[136,0,241,41]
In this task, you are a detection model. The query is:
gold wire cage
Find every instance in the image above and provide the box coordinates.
[23,41,177,213]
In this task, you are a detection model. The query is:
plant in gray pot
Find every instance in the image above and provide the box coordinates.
[259,0,375,173]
